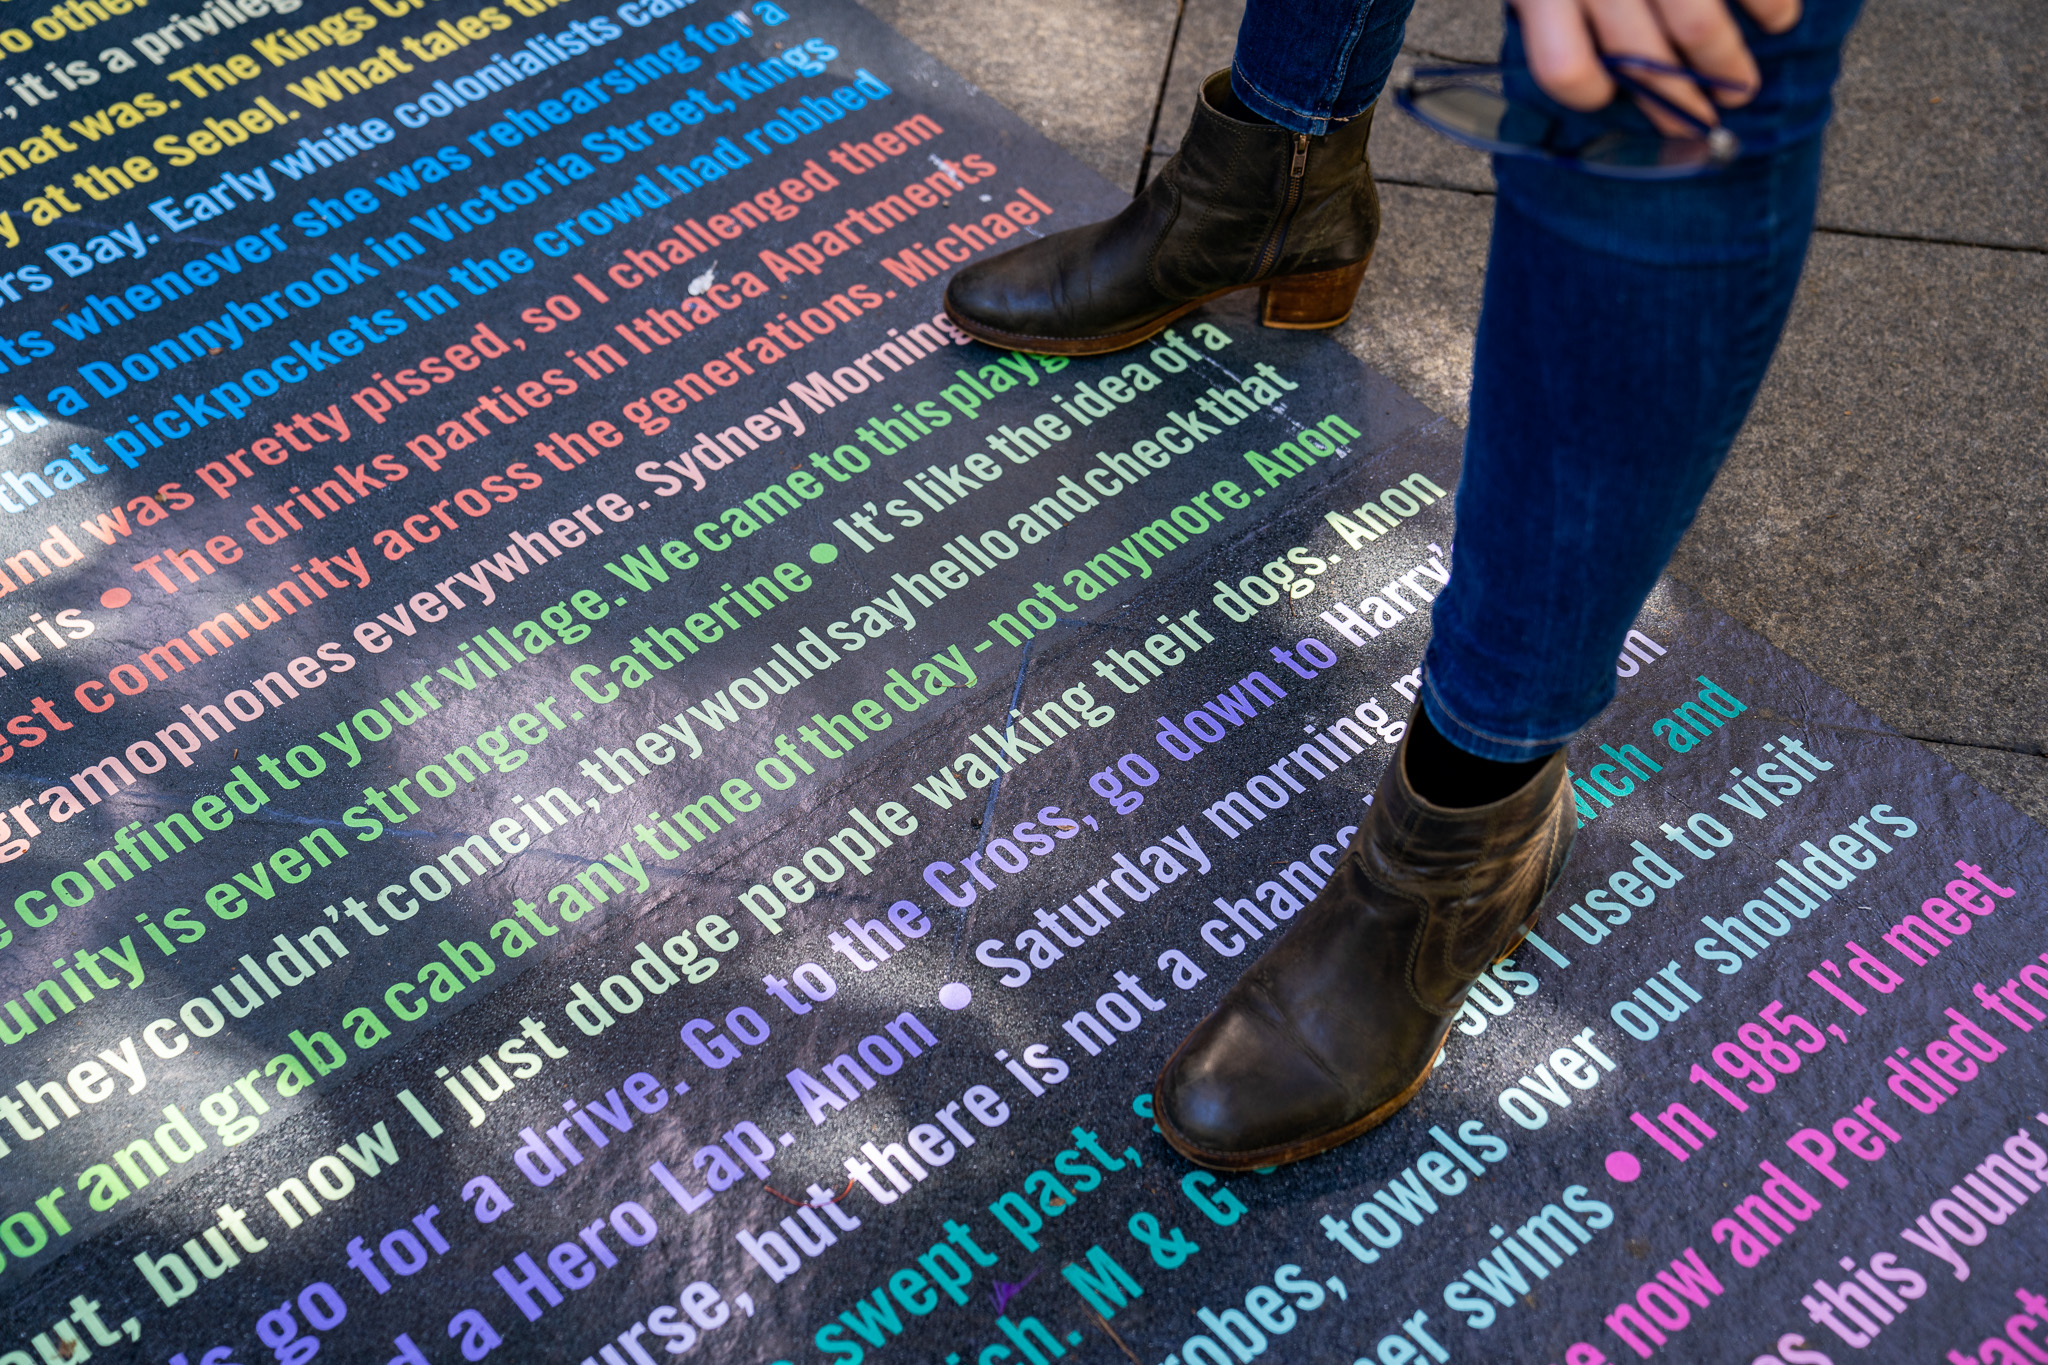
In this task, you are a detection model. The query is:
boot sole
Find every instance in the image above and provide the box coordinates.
[1154,916,1539,1172]
[944,256,1370,358]
[1156,1047,1439,1173]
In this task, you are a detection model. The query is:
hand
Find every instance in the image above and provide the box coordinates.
[1509,0,1801,134]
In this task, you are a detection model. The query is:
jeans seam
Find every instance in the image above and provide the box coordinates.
[1311,0,1377,126]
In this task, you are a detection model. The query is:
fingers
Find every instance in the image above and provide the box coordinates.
[1510,0,1615,111]
[1649,0,1762,105]
[1580,0,1721,133]
[1739,0,1801,35]
[1512,0,1785,136]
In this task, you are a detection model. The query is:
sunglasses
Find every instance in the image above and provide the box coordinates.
[1396,55,1746,177]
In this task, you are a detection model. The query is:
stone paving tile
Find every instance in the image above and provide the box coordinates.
[1130,0,1245,180]
[1371,70,1499,194]
[858,0,1173,185]
[1671,232,2048,759]
[1384,0,1501,194]
[862,0,1500,193]
[1932,745,2048,828]
[1396,0,2048,248]
[1337,182,1493,416]
[1337,197,2048,812]
[1159,0,1503,193]
[1378,0,2048,248]
[1403,0,1503,64]
[1339,208,2048,807]
[1824,0,2047,249]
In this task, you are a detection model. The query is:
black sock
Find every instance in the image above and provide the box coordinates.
[1402,706,1548,808]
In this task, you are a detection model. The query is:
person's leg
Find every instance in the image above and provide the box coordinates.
[1154,0,1866,1171]
[1425,0,1865,762]
[943,1,1413,355]
[1230,0,1414,134]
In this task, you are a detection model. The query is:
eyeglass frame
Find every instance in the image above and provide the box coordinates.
[1394,55,1748,177]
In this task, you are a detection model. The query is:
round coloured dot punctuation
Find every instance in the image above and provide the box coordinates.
[99,588,131,609]
[939,983,972,1011]
[1604,1150,1642,1182]
[810,543,839,564]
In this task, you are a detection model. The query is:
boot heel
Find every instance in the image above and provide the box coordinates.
[1260,257,1369,330]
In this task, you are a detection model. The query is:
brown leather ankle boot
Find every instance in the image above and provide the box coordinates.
[944,71,1380,356]
[1153,740,1574,1170]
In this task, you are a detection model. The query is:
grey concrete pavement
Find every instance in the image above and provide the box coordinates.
[862,0,2048,822]
[1339,182,1493,418]
[1673,229,2048,757]
[1823,0,2047,250]
[860,0,1179,185]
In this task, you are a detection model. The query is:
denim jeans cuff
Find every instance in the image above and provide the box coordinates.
[1420,673,1571,763]
[1229,64,1370,137]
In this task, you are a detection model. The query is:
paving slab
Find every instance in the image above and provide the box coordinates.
[1933,744,2048,826]
[1386,0,1502,194]
[1823,0,2048,249]
[1672,230,2048,762]
[1402,0,1504,64]
[1371,0,2048,245]
[1368,69,1500,194]
[1334,204,2048,820]
[1132,0,1247,180]
[1400,0,2048,248]
[1336,181,1494,416]
[859,0,1175,184]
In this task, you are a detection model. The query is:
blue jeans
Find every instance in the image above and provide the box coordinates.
[1232,0,1412,134]
[1232,0,1864,760]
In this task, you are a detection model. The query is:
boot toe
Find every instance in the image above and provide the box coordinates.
[1155,992,1355,1167]
[944,254,1058,340]
[1152,744,1575,1171]
[944,216,1173,348]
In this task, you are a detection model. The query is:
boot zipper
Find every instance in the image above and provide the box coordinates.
[1253,134,1311,277]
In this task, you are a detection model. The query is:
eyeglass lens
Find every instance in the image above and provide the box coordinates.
[1406,82,1729,173]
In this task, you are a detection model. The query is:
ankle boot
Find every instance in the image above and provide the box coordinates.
[944,71,1380,356]
[1153,740,1574,1170]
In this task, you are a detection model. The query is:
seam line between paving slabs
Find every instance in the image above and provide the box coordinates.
[1905,733,2048,759]
[1359,178,2048,259]
[1374,176,2048,257]
[1805,223,2048,256]
[1719,716,2046,761]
